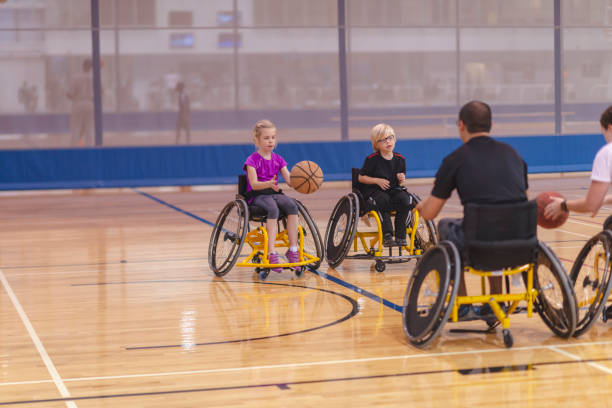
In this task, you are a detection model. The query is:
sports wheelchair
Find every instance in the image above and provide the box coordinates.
[208,175,324,280]
[402,200,578,348]
[567,216,612,336]
[324,168,437,272]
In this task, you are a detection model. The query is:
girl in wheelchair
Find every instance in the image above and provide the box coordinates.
[243,119,300,272]
[358,123,415,247]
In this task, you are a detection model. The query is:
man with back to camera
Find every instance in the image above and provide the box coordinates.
[416,100,529,321]
[545,105,612,319]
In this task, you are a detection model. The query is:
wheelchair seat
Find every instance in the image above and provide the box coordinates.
[238,174,287,222]
[463,200,538,271]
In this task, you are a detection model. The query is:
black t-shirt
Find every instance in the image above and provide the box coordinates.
[431,136,528,205]
[359,151,406,197]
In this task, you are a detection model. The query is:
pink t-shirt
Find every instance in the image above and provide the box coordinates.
[243,151,287,196]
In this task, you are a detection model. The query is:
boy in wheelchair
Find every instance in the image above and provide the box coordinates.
[358,123,415,247]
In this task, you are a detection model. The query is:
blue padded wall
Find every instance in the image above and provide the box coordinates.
[0,134,604,190]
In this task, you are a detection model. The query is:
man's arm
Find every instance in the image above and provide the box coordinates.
[416,195,447,221]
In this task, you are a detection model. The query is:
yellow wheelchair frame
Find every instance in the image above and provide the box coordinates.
[207,175,324,280]
[402,201,578,348]
[236,225,320,273]
[325,168,438,272]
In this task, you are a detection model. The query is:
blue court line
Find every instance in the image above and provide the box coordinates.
[133,188,215,227]
[309,269,404,312]
[134,189,404,313]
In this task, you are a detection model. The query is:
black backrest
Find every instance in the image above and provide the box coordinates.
[351,168,360,190]
[351,168,371,215]
[238,174,247,196]
[463,200,538,270]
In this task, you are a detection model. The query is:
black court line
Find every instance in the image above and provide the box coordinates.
[1,356,610,406]
[70,278,358,350]
[1,257,206,270]
[126,280,359,350]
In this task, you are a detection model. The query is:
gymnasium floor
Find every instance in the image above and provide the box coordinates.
[0,174,611,407]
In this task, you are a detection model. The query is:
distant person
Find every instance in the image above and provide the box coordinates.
[175,81,191,144]
[18,81,38,113]
[66,58,94,147]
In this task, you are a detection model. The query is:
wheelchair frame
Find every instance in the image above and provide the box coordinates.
[208,175,324,280]
[402,201,578,348]
[324,169,437,272]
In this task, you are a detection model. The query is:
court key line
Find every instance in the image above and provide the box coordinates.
[1,339,612,388]
[0,270,78,408]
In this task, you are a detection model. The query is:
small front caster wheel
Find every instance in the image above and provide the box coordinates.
[375,260,386,273]
[502,329,513,348]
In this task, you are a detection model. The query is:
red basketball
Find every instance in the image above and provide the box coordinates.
[536,191,568,229]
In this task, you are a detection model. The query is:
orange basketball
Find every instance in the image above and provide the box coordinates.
[290,161,323,194]
[536,191,568,229]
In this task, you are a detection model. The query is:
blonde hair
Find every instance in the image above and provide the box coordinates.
[252,119,276,145]
[370,123,395,152]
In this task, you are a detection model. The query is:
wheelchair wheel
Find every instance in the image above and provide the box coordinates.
[402,240,461,348]
[570,230,612,337]
[296,200,324,270]
[325,193,359,268]
[208,199,248,277]
[406,193,438,253]
[604,215,612,231]
[534,241,577,338]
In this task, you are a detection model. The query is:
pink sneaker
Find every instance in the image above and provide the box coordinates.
[285,249,301,271]
[267,252,282,273]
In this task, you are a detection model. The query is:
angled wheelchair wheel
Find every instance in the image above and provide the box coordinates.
[295,200,324,270]
[208,199,248,277]
[324,193,359,268]
[402,240,461,348]
[534,241,577,338]
[570,230,612,337]
[406,194,438,253]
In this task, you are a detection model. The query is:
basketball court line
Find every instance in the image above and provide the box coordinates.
[1,339,612,390]
[135,190,408,312]
[4,356,611,407]
[132,188,216,227]
[0,270,78,408]
[547,346,612,375]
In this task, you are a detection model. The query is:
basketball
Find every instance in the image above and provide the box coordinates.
[290,160,323,194]
[536,191,568,229]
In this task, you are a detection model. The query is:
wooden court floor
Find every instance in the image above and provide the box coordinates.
[0,174,612,407]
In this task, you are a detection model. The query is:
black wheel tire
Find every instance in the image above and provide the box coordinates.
[324,193,359,268]
[295,200,325,270]
[375,260,386,273]
[533,241,577,338]
[208,199,248,277]
[570,230,612,337]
